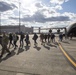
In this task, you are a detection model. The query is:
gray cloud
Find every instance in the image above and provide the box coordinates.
[46,16,70,22]
[21,11,46,23]
[23,11,70,22]
[9,11,70,23]
[0,1,17,12]
[35,2,43,8]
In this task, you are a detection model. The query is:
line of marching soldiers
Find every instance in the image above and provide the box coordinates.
[0,31,63,58]
[0,31,39,58]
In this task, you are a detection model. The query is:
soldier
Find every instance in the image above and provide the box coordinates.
[13,33,18,49]
[51,33,55,43]
[0,31,11,58]
[0,36,2,46]
[44,34,47,42]
[9,33,14,48]
[32,33,38,45]
[25,33,29,46]
[59,33,63,41]
[20,32,25,48]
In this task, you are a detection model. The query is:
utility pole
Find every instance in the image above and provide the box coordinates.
[0,13,1,34]
[19,1,21,33]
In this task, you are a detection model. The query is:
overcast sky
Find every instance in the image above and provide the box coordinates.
[0,0,76,27]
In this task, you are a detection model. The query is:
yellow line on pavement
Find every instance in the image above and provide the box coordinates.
[57,41,76,67]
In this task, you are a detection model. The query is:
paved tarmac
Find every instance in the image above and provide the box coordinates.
[0,35,76,75]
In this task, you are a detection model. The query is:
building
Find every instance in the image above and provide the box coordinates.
[0,25,33,34]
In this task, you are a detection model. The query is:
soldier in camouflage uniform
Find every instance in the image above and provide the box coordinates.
[0,31,11,58]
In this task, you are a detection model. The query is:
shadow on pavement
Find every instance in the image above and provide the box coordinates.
[34,44,41,51]
[53,42,58,45]
[0,50,15,62]
[17,48,24,55]
[43,44,50,50]
[22,73,40,75]
[47,43,57,48]
[70,39,76,41]
[30,74,40,75]
[62,41,70,44]
[25,46,30,51]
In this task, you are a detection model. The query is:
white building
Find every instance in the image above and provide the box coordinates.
[0,25,33,34]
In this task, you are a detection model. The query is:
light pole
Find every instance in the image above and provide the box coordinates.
[0,13,1,34]
[19,1,21,33]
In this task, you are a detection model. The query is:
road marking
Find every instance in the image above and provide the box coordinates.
[57,41,76,67]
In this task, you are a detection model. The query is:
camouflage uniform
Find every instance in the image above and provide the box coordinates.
[0,32,11,58]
